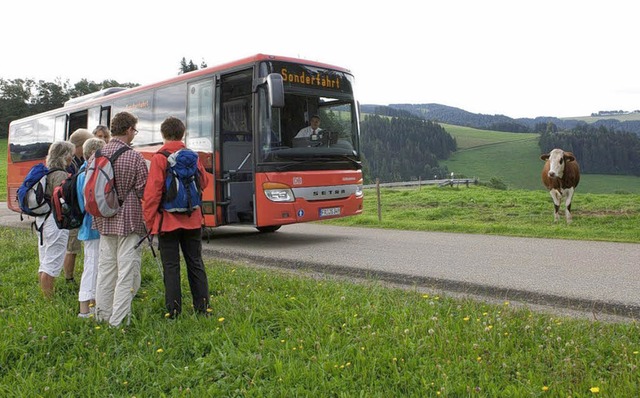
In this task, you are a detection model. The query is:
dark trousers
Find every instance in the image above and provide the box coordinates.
[158,228,209,315]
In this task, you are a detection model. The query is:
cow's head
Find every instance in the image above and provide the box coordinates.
[540,148,576,179]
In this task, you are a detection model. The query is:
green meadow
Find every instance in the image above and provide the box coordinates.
[567,112,640,123]
[1,227,640,396]
[326,185,640,243]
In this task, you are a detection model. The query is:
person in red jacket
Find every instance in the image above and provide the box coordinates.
[142,116,211,318]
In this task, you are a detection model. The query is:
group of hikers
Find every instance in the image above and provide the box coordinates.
[24,112,210,328]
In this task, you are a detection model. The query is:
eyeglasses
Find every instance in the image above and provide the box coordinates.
[132,128,138,135]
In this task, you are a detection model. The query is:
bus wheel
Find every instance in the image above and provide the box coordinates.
[257,225,281,233]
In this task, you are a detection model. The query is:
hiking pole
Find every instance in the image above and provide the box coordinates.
[136,229,164,278]
[147,234,164,278]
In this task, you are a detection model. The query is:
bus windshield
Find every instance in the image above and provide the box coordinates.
[256,62,360,171]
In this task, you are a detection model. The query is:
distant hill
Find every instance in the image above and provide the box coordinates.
[359,103,640,136]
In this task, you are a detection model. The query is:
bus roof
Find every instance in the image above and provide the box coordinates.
[9,54,352,126]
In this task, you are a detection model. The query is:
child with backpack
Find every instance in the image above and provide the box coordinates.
[142,116,211,318]
[76,138,106,318]
[35,141,75,298]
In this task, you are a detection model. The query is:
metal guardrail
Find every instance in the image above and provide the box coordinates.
[363,178,478,189]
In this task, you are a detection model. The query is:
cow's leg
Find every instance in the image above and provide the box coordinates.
[549,189,562,222]
[564,187,575,224]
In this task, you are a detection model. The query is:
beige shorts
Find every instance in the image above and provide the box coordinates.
[66,229,81,254]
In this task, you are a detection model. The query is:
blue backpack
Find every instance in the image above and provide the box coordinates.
[17,163,62,217]
[17,163,64,244]
[159,149,202,215]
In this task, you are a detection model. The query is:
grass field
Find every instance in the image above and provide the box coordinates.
[2,227,640,396]
[439,124,640,194]
[566,112,640,123]
[325,185,640,243]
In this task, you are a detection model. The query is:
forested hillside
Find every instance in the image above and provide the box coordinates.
[539,125,640,176]
[383,103,640,136]
[360,115,456,183]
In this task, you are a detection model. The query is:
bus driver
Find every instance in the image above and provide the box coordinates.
[295,115,322,139]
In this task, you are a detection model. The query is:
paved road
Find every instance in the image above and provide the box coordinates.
[3,202,639,319]
[198,223,640,319]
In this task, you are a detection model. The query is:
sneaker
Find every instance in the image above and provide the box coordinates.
[78,312,91,319]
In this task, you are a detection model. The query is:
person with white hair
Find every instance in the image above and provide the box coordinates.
[38,140,75,298]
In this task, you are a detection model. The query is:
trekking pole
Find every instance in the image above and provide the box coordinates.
[136,228,164,278]
[147,234,164,278]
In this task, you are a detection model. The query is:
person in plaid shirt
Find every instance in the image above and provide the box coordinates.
[92,111,149,327]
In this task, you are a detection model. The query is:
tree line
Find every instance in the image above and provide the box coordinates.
[539,125,640,176]
[0,78,137,138]
[360,115,456,183]
[0,58,204,138]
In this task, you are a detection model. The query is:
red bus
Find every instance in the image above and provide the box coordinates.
[6,54,363,232]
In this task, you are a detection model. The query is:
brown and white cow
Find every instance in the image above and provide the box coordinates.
[540,148,581,223]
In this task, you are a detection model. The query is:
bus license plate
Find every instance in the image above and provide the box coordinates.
[319,207,341,217]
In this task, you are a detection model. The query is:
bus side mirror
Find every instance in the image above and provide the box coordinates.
[266,73,284,108]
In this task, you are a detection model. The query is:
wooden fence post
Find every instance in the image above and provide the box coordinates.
[376,178,382,222]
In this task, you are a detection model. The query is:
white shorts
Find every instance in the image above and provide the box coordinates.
[37,215,69,277]
[79,238,100,302]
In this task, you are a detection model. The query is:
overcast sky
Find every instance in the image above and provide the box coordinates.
[1,0,638,119]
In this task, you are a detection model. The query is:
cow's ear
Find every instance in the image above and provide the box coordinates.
[564,152,576,162]
[540,154,550,161]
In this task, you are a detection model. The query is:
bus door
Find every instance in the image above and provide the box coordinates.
[54,115,67,142]
[186,78,217,226]
[87,105,111,131]
[68,110,88,137]
[218,69,255,226]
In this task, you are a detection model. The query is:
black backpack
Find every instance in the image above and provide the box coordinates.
[51,166,85,230]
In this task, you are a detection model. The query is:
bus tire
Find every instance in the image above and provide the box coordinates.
[256,225,281,233]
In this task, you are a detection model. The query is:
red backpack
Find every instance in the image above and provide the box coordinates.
[83,146,131,218]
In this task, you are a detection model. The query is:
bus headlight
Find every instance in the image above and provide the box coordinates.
[355,179,364,197]
[263,182,295,202]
